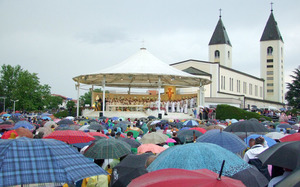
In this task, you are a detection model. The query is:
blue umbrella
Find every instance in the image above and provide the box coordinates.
[179,127,190,131]
[111,117,119,121]
[244,134,277,147]
[0,137,107,186]
[182,120,198,127]
[13,120,34,130]
[147,142,251,177]
[196,129,247,154]
[2,114,11,117]
[42,116,51,120]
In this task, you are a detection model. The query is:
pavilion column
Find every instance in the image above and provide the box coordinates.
[76,82,80,117]
[102,76,106,116]
[198,82,205,107]
[91,85,94,107]
[158,77,161,114]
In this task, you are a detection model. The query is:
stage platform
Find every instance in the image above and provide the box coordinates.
[82,109,195,120]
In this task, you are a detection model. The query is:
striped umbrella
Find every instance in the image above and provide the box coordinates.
[182,120,199,127]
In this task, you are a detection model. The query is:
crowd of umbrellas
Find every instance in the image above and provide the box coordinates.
[0,111,300,187]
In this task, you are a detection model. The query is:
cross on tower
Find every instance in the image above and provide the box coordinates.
[219,8,222,18]
[271,2,274,12]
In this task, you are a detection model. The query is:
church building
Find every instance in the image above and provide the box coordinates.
[171,8,285,110]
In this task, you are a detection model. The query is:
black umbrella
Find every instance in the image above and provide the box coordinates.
[88,123,105,131]
[276,167,300,187]
[147,116,156,120]
[230,166,269,187]
[111,153,153,187]
[177,130,203,143]
[118,138,141,148]
[224,119,269,133]
[114,122,130,132]
[258,141,300,170]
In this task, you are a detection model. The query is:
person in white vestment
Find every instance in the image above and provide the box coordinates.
[171,101,175,113]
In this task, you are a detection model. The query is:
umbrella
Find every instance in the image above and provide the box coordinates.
[2,113,11,117]
[84,138,131,159]
[0,123,14,130]
[177,129,203,143]
[258,141,300,170]
[88,123,105,131]
[128,168,245,187]
[44,121,58,128]
[57,119,74,125]
[137,144,166,154]
[54,124,77,131]
[43,130,95,144]
[182,120,199,127]
[87,131,109,139]
[126,130,139,138]
[13,120,35,130]
[230,166,269,187]
[36,127,53,136]
[276,123,293,131]
[150,120,161,126]
[111,153,153,187]
[0,137,107,186]
[224,119,269,133]
[115,122,129,132]
[78,124,90,131]
[265,132,287,140]
[148,116,156,120]
[118,138,141,148]
[166,138,176,143]
[41,116,51,120]
[196,129,247,154]
[275,167,300,187]
[140,132,169,144]
[244,134,277,147]
[15,127,33,138]
[111,117,119,121]
[206,125,224,131]
[1,130,18,139]
[189,127,207,134]
[279,133,300,142]
[147,142,251,177]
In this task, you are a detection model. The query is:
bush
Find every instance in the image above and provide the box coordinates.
[216,104,272,121]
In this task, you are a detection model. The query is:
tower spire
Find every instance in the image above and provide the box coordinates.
[219,8,222,18]
[271,2,273,12]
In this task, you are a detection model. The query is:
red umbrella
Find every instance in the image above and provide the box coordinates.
[190,127,207,134]
[87,132,109,139]
[280,133,300,142]
[43,130,95,144]
[1,130,18,139]
[128,168,245,187]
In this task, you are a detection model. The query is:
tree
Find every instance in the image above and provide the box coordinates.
[79,88,103,107]
[0,64,52,112]
[285,66,300,109]
[44,95,63,110]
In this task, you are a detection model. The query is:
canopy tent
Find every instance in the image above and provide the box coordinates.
[73,48,211,116]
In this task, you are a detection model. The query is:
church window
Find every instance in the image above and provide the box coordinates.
[267,89,274,93]
[267,59,273,62]
[267,83,274,86]
[255,85,258,96]
[267,47,273,56]
[249,84,253,95]
[267,65,273,68]
[281,47,283,56]
[215,50,220,59]
[267,77,273,80]
[243,82,247,94]
[267,71,273,75]
[260,87,263,97]
[228,51,230,59]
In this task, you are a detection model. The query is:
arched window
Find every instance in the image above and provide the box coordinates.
[228,51,230,59]
[267,46,273,56]
[215,50,220,58]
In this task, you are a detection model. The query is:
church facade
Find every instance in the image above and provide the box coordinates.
[171,9,285,110]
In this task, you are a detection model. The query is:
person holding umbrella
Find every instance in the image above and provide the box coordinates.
[243,137,271,180]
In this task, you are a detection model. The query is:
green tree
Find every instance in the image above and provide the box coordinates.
[44,95,63,110]
[0,64,51,111]
[79,88,103,107]
[285,66,300,109]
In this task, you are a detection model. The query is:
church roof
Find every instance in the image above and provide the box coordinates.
[182,67,211,77]
[260,11,283,42]
[209,17,232,46]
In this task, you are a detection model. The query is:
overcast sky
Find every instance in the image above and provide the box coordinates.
[0,0,299,99]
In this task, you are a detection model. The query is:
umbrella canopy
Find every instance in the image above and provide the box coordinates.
[78,124,90,131]
[54,124,79,131]
[244,134,277,147]
[13,120,35,130]
[137,144,166,154]
[279,133,300,142]
[87,131,109,139]
[140,132,169,144]
[258,141,300,170]
[128,168,245,187]
[147,143,251,177]
[1,130,18,139]
[36,127,53,137]
[0,123,14,130]
[275,167,300,187]
[118,138,141,148]
[265,132,287,140]
[177,129,203,143]
[0,137,107,186]
[196,129,247,154]
[15,127,33,138]
[111,153,153,187]
[43,130,95,144]
[189,127,207,134]
[166,138,176,143]
[126,130,139,138]
[182,120,199,127]
[230,166,269,187]
[84,138,131,159]
[57,119,74,125]
[148,116,156,120]
[276,123,293,130]
[88,123,105,131]
[224,119,269,133]
[44,121,58,128]
[114,122,129,132]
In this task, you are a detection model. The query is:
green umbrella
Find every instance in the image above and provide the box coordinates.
[84,138,131,159]
[140,132,169,144]
[126,130,139,139]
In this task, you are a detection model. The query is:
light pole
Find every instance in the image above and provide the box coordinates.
[0,97,6,112]
[12,100,19,114]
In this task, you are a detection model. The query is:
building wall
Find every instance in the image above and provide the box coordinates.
[209,44,232,68]
[260,40,285,103]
